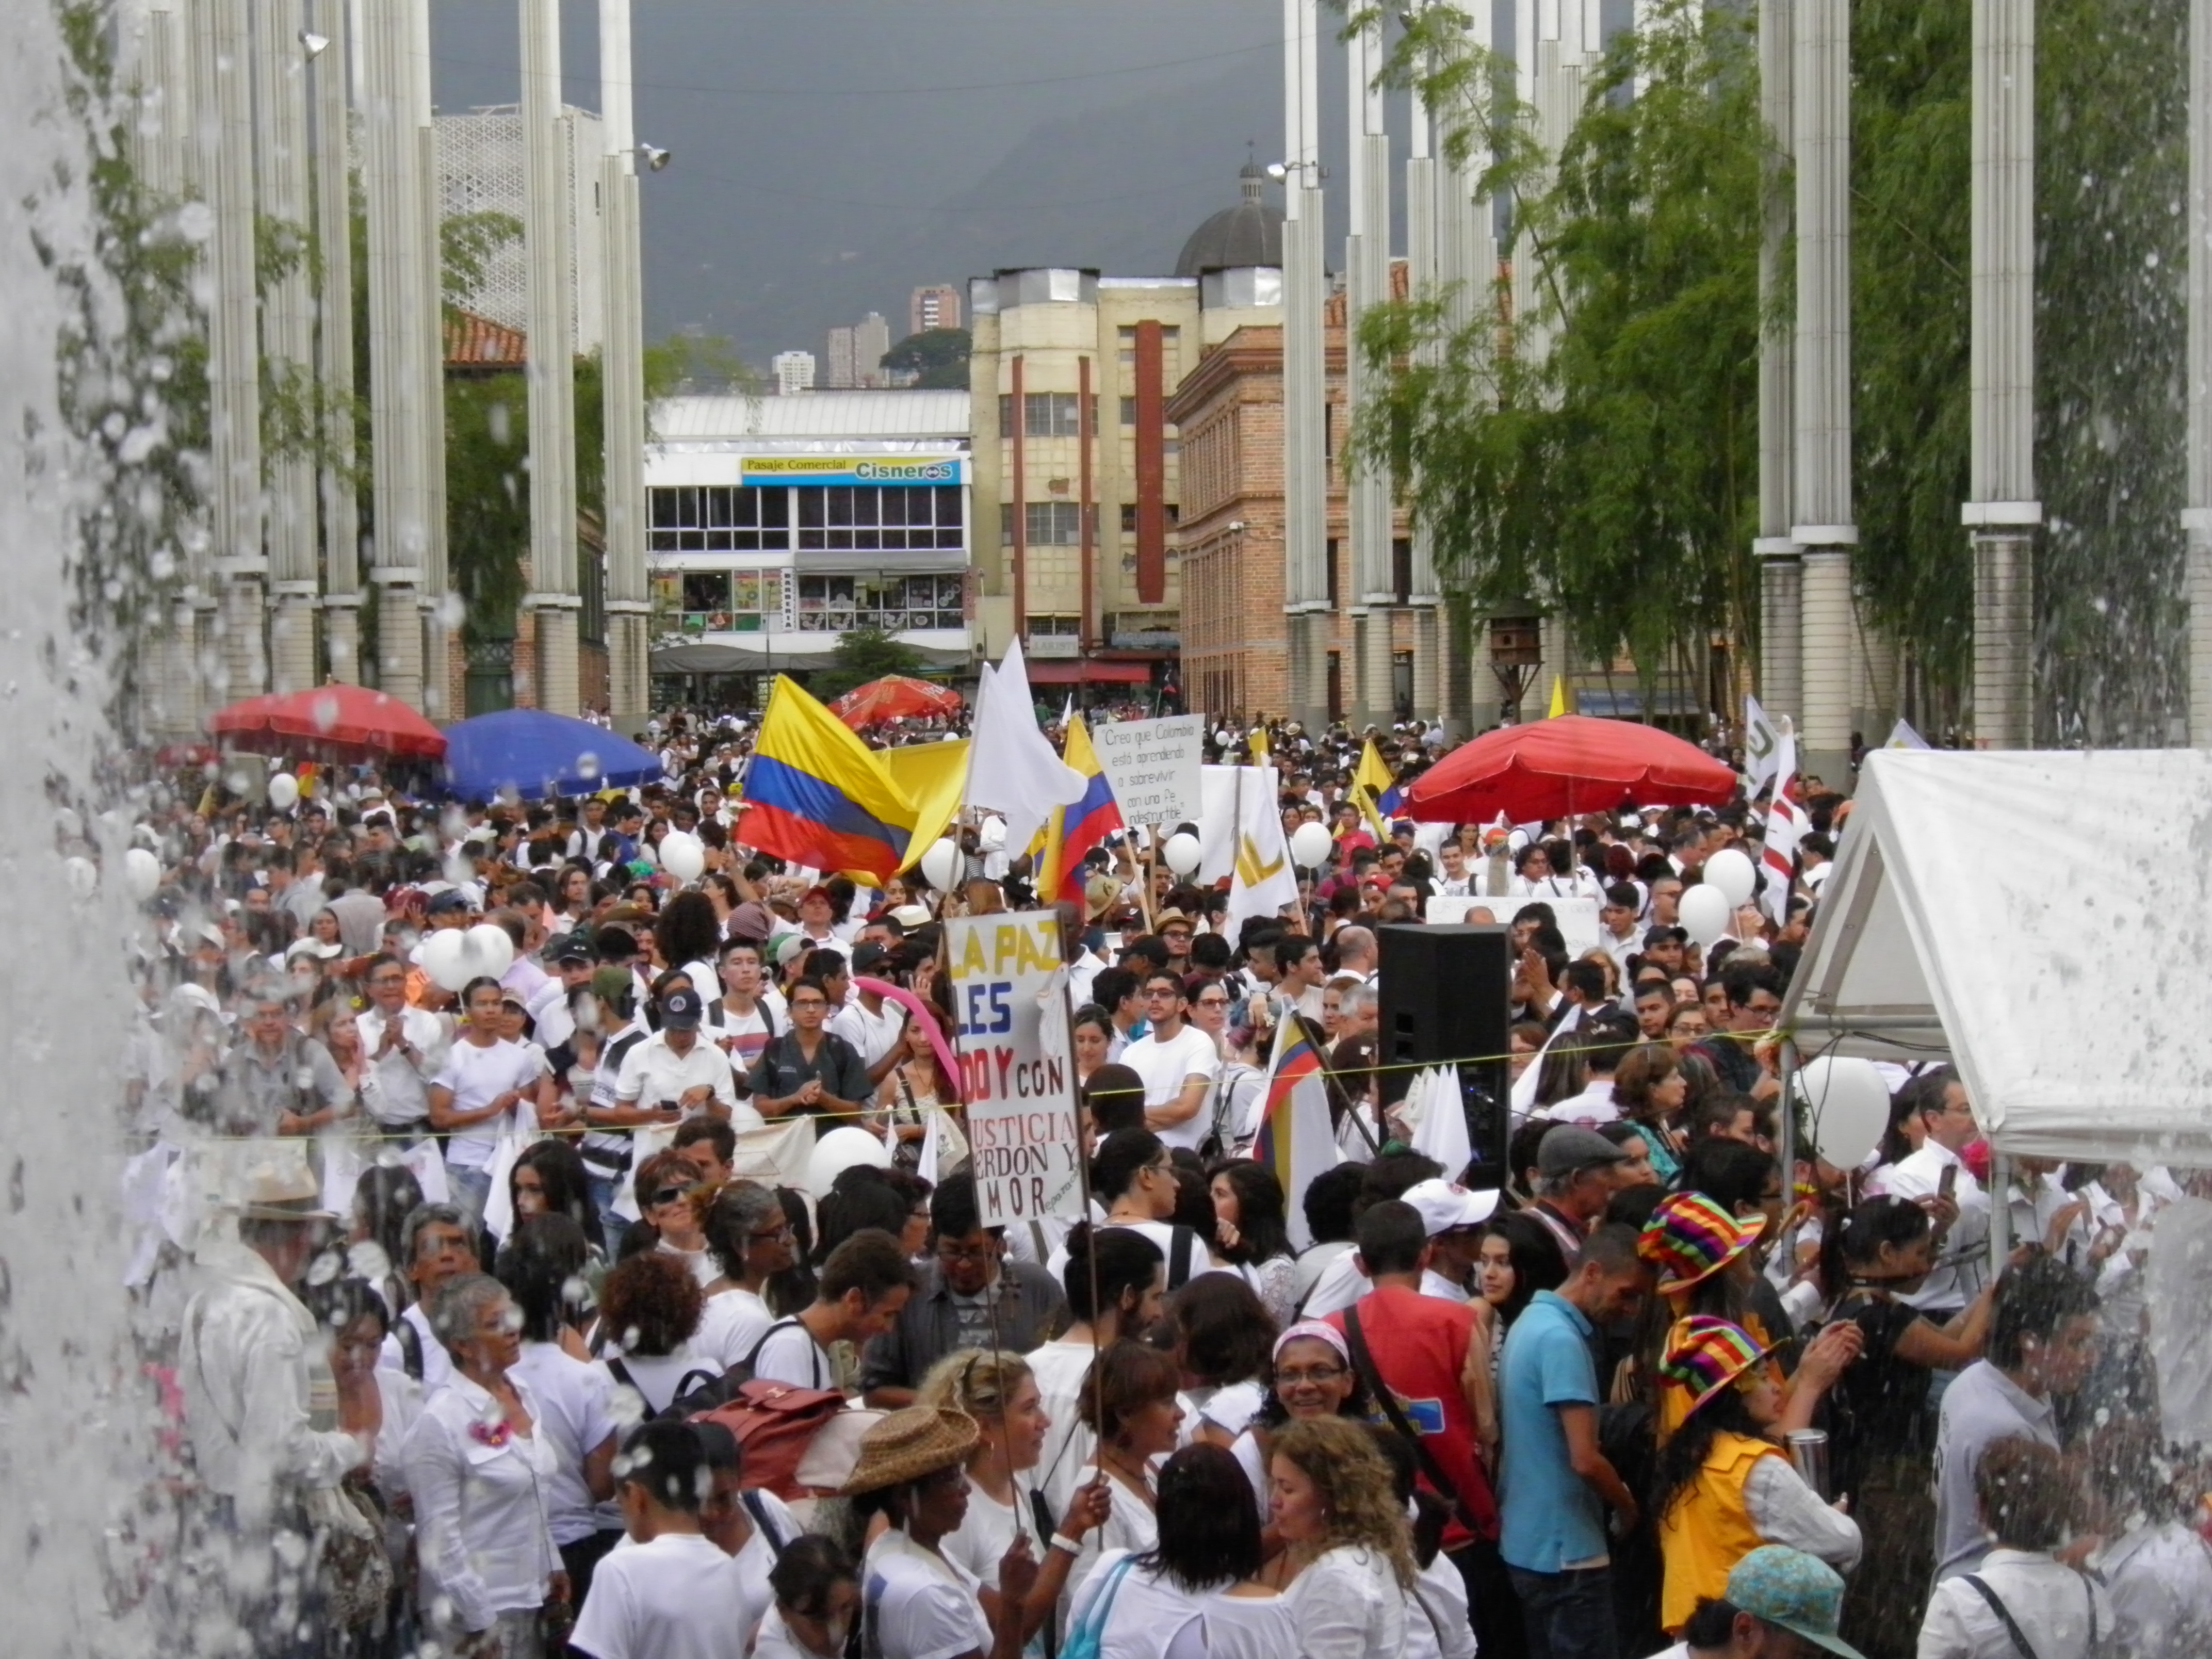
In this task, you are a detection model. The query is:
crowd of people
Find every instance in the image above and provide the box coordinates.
[128,708,2212,1659]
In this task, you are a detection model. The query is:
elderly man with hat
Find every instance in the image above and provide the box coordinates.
[1526,1124,1638,1274]
[179,1161,374,1648]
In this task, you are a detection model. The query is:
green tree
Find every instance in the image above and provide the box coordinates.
[881,327,971,390]
[810,627,925,704]
[1356,0,1763,707]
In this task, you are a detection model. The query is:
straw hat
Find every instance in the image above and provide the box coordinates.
[224,1161,340,1224]
[836,1406,979,1495]
[1638,1190,1764,1294]
[1658,1314,1777,1414]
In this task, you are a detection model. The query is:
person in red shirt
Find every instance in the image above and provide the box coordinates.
[1329,1196,1522,1659]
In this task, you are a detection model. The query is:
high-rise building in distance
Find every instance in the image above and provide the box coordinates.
[771,350,816,395]
[825,311,893,388]
[910,284,962,335]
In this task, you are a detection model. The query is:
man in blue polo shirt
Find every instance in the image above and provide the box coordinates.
[1498,1222,1654,1659]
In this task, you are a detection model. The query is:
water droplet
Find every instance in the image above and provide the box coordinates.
[173,201,214,243]
[576,751,600,780]
[311,691,340,733]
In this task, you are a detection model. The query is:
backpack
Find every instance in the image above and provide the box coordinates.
[606,1356,723,1418]
[652,1317,848,1501]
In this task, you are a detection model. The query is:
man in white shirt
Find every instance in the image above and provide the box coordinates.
[704,937,785,1085]
[829,941,908,1087]
[1274,934,1329,1022]
[378,1203,477,1397]
[1435,840,1475,898]
[792,885,851,961]
[750,1231,917,1392]
[1596,883,1642,981]
[613,987,749,1127]
[428,979,554,1233]
[525,934,598,1055]
[1331,925,1379,984]
[1121,971,1221,1153]
[1057,900,1108,1010]
[1869,1067,1991,1318]
[569,1422,753,1659]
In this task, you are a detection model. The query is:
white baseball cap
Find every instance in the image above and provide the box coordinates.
[1401,1178,1501,1237]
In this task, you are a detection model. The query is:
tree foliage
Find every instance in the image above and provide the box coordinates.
[882,327,972,389]
[809,628,925,703]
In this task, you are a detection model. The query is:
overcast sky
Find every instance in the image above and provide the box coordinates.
[429,0,1356,364]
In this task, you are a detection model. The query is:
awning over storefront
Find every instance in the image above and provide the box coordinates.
[651,637,972,674]
[1023,660,1153,685]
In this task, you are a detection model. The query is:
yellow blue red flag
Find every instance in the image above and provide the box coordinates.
[738,675,916,884]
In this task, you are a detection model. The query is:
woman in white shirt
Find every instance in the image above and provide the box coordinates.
[841,1405,1038,1659]
[1917,1437,2112,1659]
[924,1348,1112,1656]
[592,1251,714,1416]
[401,1273,565,1656]
[1259,1416,1413,1659]
[754,1535,864,1659]
[1064,1444,1295,1659]
[692,1181,794,1370]
[693,1420,805,1647]
[1066,1341,1187,1607]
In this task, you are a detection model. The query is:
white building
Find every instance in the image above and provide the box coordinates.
[436,105,606,353]
[825,311,892,389]
[645,390,974,705]
[771,351,817,395]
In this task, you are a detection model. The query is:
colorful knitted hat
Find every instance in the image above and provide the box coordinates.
[1658,1315,1775,1414]
[1637,1190,1764,1294]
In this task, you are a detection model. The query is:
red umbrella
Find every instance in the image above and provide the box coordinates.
[206,684,447,760]
[829,674,963,729]
[1404,715,1735,822]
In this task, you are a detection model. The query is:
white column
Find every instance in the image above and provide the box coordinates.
[192,0,267,702]
[360,0,425,704]
[1791,0,1856,779]
[313,0,361,684]
[1964,0,2038,749]
[412,0,452,711]
[1283,0,1328,730]
[1406,15,1440,724]
[601,0,650,722]
[1753,0,1800,724]
[521,0,580,714]
[1347,11,1394,728]
[2191,0,2212,739]
[254,0,323,693]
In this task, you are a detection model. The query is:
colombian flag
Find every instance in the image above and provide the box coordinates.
[1354,738,1399,839]
[1035,716,1123,903]
[738,676,917,884]
[1251,1012,1342,1248]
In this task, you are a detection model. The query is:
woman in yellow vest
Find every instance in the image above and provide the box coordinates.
[1651,1315,1863,1637]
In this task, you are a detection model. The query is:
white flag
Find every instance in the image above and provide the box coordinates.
[1196,764,1279,884]
[1743,694,1782,796]
[1759,725,1803,925]
[916,1104,942,1188]
[1409,1066,1473,1182]
[1223,768,1300,936]
[964,640,1087,854]
[1884,718,1931,751]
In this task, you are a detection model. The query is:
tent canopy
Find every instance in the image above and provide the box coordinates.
[1781,747,2212,1166]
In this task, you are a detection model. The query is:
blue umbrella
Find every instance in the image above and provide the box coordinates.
[436,709,662,799]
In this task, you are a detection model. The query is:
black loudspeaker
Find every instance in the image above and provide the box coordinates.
[1378,923,1513,1190]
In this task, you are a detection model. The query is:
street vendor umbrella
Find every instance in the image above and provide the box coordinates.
[829,674,963,729]
[436,708,661,799]
[206,684,447,760]
[1403,714,1736,822]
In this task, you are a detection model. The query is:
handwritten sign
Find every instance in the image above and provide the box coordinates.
[1089,714,1202,825]
[944,912,1086,1225]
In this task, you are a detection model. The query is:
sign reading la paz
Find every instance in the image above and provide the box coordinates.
[944,912,1085,1226]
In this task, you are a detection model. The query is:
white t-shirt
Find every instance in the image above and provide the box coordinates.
[694,1287,777,1371]
[942,1475,1050,1594]
[1064,1551,1297,1659]
[614,1031,749,1124]
[570,1531,755,1659]
[830,997,906,1071]
[863,1526,993,1659]
[507,1340,620,1546]
[596,1346,714,1416]
[751,1318,836,1392]
[1121,1026,1222,1152]
[432,1037,545,1167]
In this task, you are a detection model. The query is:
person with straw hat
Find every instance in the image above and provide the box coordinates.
[840,1405,1038,1659]
[1650,1317,1861,1639]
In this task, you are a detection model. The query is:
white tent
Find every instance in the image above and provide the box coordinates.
[1780,747,2212,1166]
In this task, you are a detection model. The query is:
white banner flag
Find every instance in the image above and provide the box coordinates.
[1743,694,1783,795]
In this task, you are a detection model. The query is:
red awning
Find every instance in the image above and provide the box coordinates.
[1023,660,1153,685]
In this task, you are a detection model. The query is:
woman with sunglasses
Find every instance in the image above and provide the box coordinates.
[628,1147,715,1288]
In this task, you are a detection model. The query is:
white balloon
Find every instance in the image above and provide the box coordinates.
[919,838,963,892]
[1162,832,1203,875]
[464,921,516,981]
[1679,884,1733,947]
[1796,1055,1893,1170]
[62,856,98,899]
[659,829,706,883]
[807,1125,892,1196]
[420,928,474,992]
[267,772,300,811]
[1289,822,1335,869]
[123,847,162,901]
[1703,847,1756,908]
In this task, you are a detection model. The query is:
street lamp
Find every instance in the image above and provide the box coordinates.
[1486,598,1542,725]
[637,142,671,171]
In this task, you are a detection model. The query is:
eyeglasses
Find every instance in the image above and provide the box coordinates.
[749,1223,795,1244]
[1275,1365,1347,1387]
[1140,1158,1173,1180]
[1195,996,1230,1008]
[935,1238,993,1263]
[791,998,828,1011]
[1143,987,1181,1000]
[648,1186,689,1208]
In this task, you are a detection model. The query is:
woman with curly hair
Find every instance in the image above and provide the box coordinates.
[657,889,726,999]
[591,1250,713,1414]
[1260,1414,1414,1656]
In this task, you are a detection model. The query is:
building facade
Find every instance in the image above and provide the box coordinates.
[771,351,816,395]
[910,284,962,335]
[643,390,973,708]
[825,312,892,389]
[436,105,606,354]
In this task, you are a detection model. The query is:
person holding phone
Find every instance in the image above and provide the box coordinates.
[1866,1068,1992,1333]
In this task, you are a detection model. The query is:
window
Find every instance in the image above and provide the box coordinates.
[999,502,1014,546]
[998,394,1013,435]
[793,573,966,632]
[1393,536,1413,604]
[1028,615,1081,636]
[1025,501,1082,545]
[647,485,791,552]
[652,569,779,634]
[1326,538,1340,608]
[1120,396,1136,426]
[1120,503,1137,534]
[1024,393,1081,436]
[795,485,964,551]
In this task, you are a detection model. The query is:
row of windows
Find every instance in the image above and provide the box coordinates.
[647,485,964,554]
[995,501,1182,545]
[794,574,965,633]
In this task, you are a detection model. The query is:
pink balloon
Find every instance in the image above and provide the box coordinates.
[856,976,965,1104]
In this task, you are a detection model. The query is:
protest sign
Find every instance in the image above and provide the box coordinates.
[944,911,1086,1226]
[1089,714,1202,825]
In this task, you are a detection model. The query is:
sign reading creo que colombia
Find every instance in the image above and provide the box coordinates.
[740,455,966,487]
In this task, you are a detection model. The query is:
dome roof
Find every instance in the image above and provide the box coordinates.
[1174,161,1284,278]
